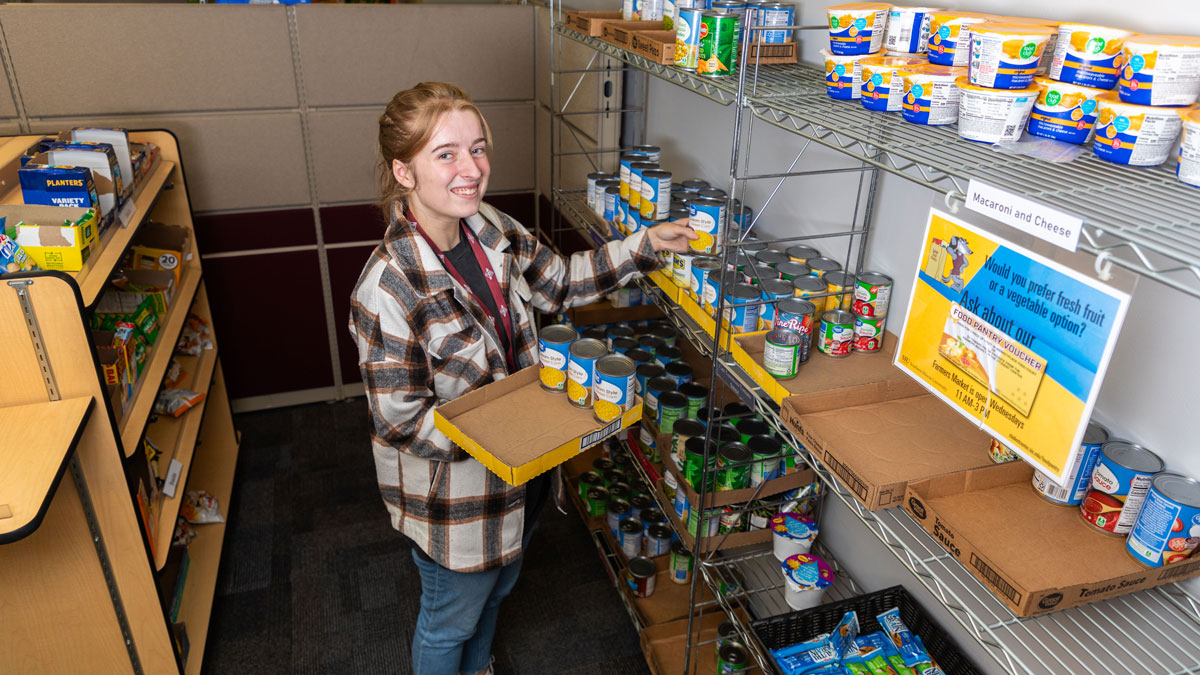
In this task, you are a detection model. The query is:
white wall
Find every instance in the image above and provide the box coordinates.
[634,1,1200,671]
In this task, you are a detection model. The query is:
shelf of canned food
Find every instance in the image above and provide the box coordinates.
[554,188,1200,675]
[554,20,1200,301]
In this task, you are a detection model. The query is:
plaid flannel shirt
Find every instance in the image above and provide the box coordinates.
[349,201,661,572]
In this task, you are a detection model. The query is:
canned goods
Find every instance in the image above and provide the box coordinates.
[774,261,810,283]
[744,261,779,286]
[731,203,753,233]
[604,469,628,489]
[736,418,770,445]
[628,161,658,213]
[786,244,820,263]
[677,383,708,420]
[724,401,754,422]
[702,269,729,313]
[618,153,639,201]
[674,481,692,520]
[853,271,893,316]
[630,493,654,521]
[665,361,693,387]
[626,204,643,234]
[635,363,665,397]
[611,337,638,355]
[755,249,790,267]
[699,12,741,77]
[670,541,693,584]
[718,442,751,490]
[817,310,855,357]
[722,282,762,333]
[685,436,717,490]
[718,506,744,534]
[757,2,795,44]
[640,169,673,220]
[757,279,793,330]
[607,498,631,538]
[682,178,709,192]
[627,556,657,598]
[593,354,636,423]
[578,470,602,499]
[644,375,676,420]
[748,435,783,486]
[632,144,661,162]
[626,347,653,366]
[603,185,621,222]
[650,322,678,347]
[641,508,665,536]
[688,196,726,254]
[593,457,615,474]
[749,501,774,530]
[688,505,721,537]
[1032,421,1108,506]
[807,256,842,278]
[585,486,610,517]
[690,257,722,301]
[638,335,663,355]
[619,518,644,559]
[567,338,608,407]
[586,172,608,211]
[676,7,706,71]
[774,298,816,364]
[792,275,828,313]
[658,391,688,435]
[539,324,578,392]
[1080,441,1165,536]
[655,345,683,366]
[645,523,674,557]
[717,621,739,649]
[852,312,886,352]
[671,418,706,467]
[763,328,803,378]
[1127,473,1200,567]
[822,270,855,314]
[673,251,694,288]
[989,438,1020,463]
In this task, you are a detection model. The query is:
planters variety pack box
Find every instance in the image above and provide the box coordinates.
[71,129,133,199]
[17,165,109,230]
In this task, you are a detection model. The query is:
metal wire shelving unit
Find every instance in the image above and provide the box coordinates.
[548,15,1200,674]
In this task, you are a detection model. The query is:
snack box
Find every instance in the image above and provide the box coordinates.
[3,205,98,272]
[128,222,190,286]
[70,129,133,199]
[905,462,1200,617]
[433,365,642,486]
[35,145,121,223]
[17,165,101,211]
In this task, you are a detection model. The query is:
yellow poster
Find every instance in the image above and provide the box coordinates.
[895,210,1131,486]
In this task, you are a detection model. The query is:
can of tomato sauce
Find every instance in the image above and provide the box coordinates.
[1127,473,1200,567]
[852,312,886,353]
[1032,421,1108,506]
[817,310,855,357]
[1080,440,1165,537]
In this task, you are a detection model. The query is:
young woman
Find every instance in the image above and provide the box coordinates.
[348,82,695,675]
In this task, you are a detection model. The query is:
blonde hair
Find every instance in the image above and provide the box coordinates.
[377,82,492,220]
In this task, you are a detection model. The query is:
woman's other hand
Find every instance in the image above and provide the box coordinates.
[646,219,698,254]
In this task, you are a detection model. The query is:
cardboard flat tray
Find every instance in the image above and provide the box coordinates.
[647,269,680,304]
[744,40,799,64]
[563,10,623,37]
[568,298,663,326]
[783,391,996,511]
[640,611,728,675]
[905,462,1200,617]
[434,366,641,486]
[656,479,772,553]
[664,453,815,510]
[733,331,913,406]
[601,20,665,49]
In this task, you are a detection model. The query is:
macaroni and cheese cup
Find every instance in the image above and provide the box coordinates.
[826,2,891,56]
[926,11,992,67]
[1119,34,1200,107]
[999,16,1061,75]
[822,49,885,100]
[860,55,926,112]
[1178,108,1200,188]
[1026,76,1106,144]
[1048,23,1132,90]
[884,6,943,54]
[900,64,966,125]
[968,23,1056,90]
[1093,93,1192,166]
[955,76,1038,144]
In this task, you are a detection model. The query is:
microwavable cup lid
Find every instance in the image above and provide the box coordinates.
[770,512,817,542]
[782,553,834,591]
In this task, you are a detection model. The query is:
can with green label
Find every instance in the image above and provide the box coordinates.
[717,442,751,491]
[670,540,693,584]
[684,436,717,491]
[585,486,610,517]
[680,382,709,418]
[657,391,688,435]
[578,470,602,499]
[748,435,783,486]
[699,12,740,78]
[717,642,749,672]
[671,419,707,469]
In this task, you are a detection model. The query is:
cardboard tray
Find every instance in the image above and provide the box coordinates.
[601,20,666,49]
[664,452,815,510]
[433,366,641,486]
[744,40,799,65]
[640,610,731,675]
[647,269,680,304]
[630,30,677,65]
[563,10,623,37]
[568,298,663,326]
[733,331,910,406]
[656,479,773,553]
[904,462,1200,617]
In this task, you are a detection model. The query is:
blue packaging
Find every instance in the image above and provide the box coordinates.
[18,166,100,211]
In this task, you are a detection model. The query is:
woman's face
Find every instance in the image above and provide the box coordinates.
[393,109,490,228]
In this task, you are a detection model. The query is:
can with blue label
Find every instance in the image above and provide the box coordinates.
[604,185,620,222]
[628,161,658,214]
[567,338,608,408]
[626,206,643,234]
[670,540,693,584]
[687,196,725,255]
[640,169,673,220]
[704,269,730,314]
[1080,441,1165,536]
[619,518,644,560]
[1032,421,1109,506]
[615,198,628,233]
[646,523,673,557]
[690,257,722,302]
[722,283,762,334]
[675,7,706,71]
[1026,77,1105,145]
[673,252,694,289]
[1127,473,1200,567]
[539,324,578,393]
[757,279,793,330]
[619,153,641,201]
[756,2,794,44]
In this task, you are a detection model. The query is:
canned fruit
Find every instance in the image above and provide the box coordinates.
[860,56,926,112]
[1119,34,1200,107]
[927,11,992,67]
[1127,473,1200,567]
[900,64,966,126]
[775,298,816,364]
[1048,23,1132,90]
[1026,77,1106,145]
[1093,94,1192,167]
[955,77,1038,144]
[968,23,1055,89]
[826,2,890,56]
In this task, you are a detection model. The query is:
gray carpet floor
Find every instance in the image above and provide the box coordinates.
[201,398,648,675]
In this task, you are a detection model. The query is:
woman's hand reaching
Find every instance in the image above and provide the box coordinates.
[646,219,698,254]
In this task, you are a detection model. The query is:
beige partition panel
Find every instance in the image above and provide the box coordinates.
[0,5,298,116]
[295,5,535,107]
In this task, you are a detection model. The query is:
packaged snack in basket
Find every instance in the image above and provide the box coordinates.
[877,608,939,670]
[172,517,196,546]
[154,388,205,418]
[181,490,224,524]
[176,313,213,356]
[856,632,917,675]
[163,359,187,388]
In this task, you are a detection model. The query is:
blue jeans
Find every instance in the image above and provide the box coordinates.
[410,530,532,675]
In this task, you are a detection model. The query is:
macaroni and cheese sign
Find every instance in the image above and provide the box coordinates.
[895,209,1131,486]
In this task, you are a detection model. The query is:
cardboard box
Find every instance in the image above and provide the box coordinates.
[782,391,996,511]
[655,479,772,553]
[434,365,642,486]
[664,452,814,510]
[564,10,623,36]
[625,565,715,627]
[601,20,664,49]
[568,297,663,326]
[904,462,1200,617]
[129,221,190,285]
[3,204,98,272]
[734,331,914,406]
[104,269,175,316]
[630,30,677,65]
[640,609,740,675]
[744,40,799,64]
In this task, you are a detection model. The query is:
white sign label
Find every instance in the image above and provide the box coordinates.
[965,180,1082,252]
[118,199,137,228]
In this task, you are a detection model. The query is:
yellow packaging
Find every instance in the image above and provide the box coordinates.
[7,205,98,272]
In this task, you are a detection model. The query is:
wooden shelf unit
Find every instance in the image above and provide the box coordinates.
[0,131,238,675]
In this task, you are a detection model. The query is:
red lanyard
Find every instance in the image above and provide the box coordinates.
[410,211,517,370]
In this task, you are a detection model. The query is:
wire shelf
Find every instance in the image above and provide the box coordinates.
[552,192,1200,674]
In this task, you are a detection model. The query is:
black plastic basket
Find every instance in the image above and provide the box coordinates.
[750,585,981,675]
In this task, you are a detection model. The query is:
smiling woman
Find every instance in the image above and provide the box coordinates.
[347,82,695,675]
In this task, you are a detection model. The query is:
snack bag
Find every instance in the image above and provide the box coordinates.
[181,490,224,524]
[154,388,205,418]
